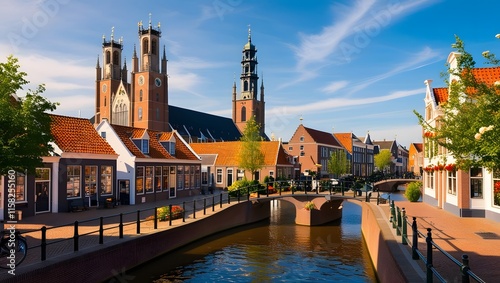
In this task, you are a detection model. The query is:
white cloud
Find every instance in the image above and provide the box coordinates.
[320,80,349,94]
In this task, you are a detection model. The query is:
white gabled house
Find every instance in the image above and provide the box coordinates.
[96,119,201,205]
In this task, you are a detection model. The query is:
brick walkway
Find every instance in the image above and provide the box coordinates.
[376,199,500,282]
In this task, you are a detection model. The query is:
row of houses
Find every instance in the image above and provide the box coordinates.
[1,112,418,220]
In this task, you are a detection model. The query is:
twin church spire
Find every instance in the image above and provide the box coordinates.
[96,17,265,138]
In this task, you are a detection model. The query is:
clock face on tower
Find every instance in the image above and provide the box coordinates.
[155,78,162,87]
[138,75,145,86]
[102,84,107,93]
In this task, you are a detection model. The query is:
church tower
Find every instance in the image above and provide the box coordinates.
[95,27,126,125]
[131,14,169,131]
[232,27,265,137]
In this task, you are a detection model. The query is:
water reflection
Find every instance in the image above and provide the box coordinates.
[127,200,378,282]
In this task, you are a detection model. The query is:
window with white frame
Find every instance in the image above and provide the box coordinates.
[145,166,154,193]
[67,166,81,198]
[216,168,223,184]
[15,171,26,202]
[493,169,500,207]
[426,171,434,190]
[155,166,162,192]
[101,166,113,195]
[447,170,457,195]
[136,166,144,194]
[470,167,483,198]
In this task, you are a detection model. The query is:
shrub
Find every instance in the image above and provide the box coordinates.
[405,181,422,202]
[157,205,184,221]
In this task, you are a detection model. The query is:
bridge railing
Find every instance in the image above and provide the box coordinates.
[389,200,485,283]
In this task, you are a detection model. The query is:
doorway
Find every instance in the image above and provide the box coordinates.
[119,180,130,205]
[35,182,50,213]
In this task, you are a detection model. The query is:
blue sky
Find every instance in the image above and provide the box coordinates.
[1,0,499,148]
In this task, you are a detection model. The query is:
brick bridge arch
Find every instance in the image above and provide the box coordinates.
[373,179,420,192]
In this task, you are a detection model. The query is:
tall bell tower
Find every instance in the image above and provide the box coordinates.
[131,14,169,131]
[95,27,126,124]
[232,26,265,137]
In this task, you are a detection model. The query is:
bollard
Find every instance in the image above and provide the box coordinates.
[220,193,223,208]
[412,217,419,260]
[461,254,470,283]
[212,195,215,212]
[182,202,185,223]
[73,221,79,252]
[41,226,47,261]
[204,198,207,215]
[99,217,104,244]
[119,213,123,238]
[193,200,196,219]
[402,208,407,245]
[136,210,141,234]
[426,228,433,283]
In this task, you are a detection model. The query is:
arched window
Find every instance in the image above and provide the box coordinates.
[138,107,143,121]
[105,51,111,64]
[139,90,143,102]
[152,39,157,55]
[241,106,246,122]
[113,51,119,64]
[245,65,249,73]
[142,38,149,54]
[243,81,249,92]
[156,108,160,120]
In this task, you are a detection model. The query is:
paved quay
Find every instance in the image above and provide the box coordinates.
[375,199,500,282]
[0,190,229,282]
[2,190,499,283]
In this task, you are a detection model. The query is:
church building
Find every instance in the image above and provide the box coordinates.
[94,17,267,141]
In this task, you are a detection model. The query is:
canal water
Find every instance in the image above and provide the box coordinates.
[127,200,378,282]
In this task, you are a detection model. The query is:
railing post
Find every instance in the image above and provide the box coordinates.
[228,192,231,204]
[203,198,207,215]
[426,228,433,283]
[212,195,215,212]
[391,201,397,229]
[170,204,174,225]
[412,217,419,260]
[119,213,123,238]
[461,254,470,283]
[136,210,141,234]
[402,208,407,245]
[154,207,158,229]
[41,226,47,261]
[220,193,223,208]
[99,217,104,244]
[396,207,402,235]
[247,186,250,201]
[73,221,79,252]
[193,200,196,219]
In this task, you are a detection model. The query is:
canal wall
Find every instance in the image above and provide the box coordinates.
[360,201,421,283]
[5,200,271,283]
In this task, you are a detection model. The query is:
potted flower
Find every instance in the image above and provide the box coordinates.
[304,201,316,211]
[444,164,456,172]
[494,181,500,206]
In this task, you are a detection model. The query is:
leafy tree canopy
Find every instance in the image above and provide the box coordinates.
[327,149,350,178]
[374,149,392,172]
[414,35,500,171]
[238,116,265,180]
[0,56,58,174]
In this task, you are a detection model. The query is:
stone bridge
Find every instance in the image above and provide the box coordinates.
[254,193,346,226]
[373,179,420,192]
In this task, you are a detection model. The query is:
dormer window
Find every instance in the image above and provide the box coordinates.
[141,140,149,154]
[160,135,176,156]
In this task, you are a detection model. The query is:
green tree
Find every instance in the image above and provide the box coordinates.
[238,116,265,180]
[414,35,500,171]
[0,56,58,174]
[327,149,350,178]
[374,149,392,172]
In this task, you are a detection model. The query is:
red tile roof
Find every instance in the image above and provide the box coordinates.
[110,124,198,160]
[49,114,116,155]
[471,67,500,85]
[334,133,353,153]
[303,126,342,147]
[190,141,292,166]
[433,87,448,105]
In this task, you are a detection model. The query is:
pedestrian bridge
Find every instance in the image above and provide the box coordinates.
[252,193,346,226]
[373,179,420,192]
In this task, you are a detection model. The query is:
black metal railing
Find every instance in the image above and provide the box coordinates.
[389,200,485,283]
